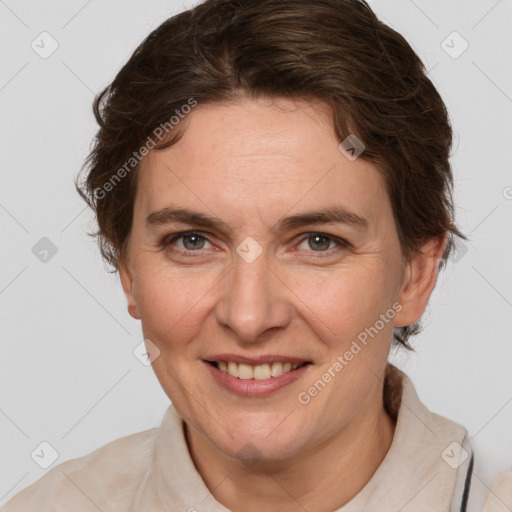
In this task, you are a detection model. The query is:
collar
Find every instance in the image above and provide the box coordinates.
[338,364,468,511]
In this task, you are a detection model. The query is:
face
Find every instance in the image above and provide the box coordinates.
[119,96,442,463]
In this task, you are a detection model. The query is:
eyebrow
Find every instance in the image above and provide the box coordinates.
[145,205,369,234]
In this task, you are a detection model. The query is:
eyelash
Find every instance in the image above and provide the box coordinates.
[160,230,351,258]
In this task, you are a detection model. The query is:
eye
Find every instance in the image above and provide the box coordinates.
[295,232,350,255]
[161,231,214,254]
[160,230,350,258]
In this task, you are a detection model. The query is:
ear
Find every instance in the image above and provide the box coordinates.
[118,259,141,320]
[394,234,447,328]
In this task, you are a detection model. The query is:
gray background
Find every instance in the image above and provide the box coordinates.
[1,0,511,504]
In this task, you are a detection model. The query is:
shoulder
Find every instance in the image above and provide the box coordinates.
[2,427,159,512]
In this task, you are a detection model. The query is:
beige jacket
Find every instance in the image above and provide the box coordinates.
[3,366,511,511]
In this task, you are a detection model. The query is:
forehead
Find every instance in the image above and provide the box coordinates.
[136,97,390,234]
[145,97,340,179]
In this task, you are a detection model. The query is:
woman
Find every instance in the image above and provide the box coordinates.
[4,0,511,510]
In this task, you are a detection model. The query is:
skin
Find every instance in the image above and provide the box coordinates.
[119,96,446,511]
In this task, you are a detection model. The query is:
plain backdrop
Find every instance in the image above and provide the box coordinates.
[1,0,511,505]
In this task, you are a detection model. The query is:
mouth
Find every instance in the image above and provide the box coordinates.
[202,356,313,397]
[205,360,312,380]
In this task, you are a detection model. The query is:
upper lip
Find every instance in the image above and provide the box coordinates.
[204,354,311,365]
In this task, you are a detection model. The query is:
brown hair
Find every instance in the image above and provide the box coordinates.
[75,0,467,349]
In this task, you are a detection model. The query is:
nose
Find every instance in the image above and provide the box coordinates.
[214,251,292,343]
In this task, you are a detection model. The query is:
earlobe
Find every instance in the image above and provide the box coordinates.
[394,234,447,328]
[118,260,141,320]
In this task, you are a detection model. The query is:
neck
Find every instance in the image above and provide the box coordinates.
[185,381,396,512]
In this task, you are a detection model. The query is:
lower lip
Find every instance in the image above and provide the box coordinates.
[203,361,311,397]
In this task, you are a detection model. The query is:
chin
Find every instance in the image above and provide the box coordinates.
[211,417,308,462]
[226,438,303,465]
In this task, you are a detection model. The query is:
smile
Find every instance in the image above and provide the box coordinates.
[203,357,313,397]
[208,360,308,379]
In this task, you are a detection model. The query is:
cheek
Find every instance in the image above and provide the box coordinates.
[133,265,216,346]
[289,264,396,341]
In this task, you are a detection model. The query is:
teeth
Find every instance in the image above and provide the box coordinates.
[271,362,283,377]
[227,361,239,377]
[253,363,271,380]
[215,361,305,379]
[238,363,253,380]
